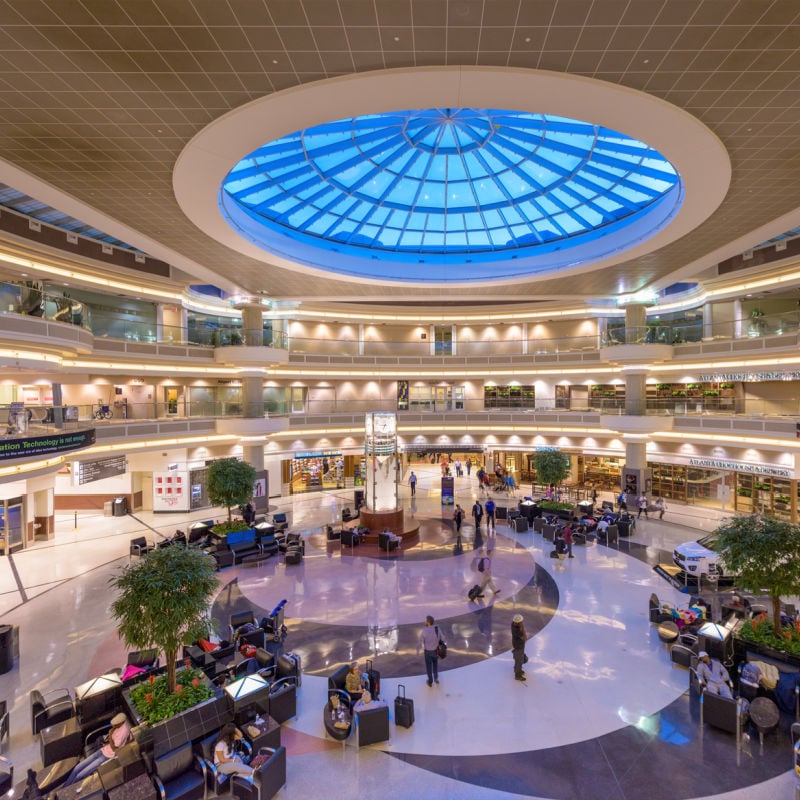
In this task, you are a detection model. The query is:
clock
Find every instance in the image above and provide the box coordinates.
[373,414,395,436]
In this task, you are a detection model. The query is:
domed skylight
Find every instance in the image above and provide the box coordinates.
[219,108,682,283]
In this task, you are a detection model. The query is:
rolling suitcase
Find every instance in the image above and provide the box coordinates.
[468,584,483,601]
[394,683,414,728]
[364,658,381,700]
[276,651,302,686]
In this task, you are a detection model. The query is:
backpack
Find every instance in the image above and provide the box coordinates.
[478,558,486,573]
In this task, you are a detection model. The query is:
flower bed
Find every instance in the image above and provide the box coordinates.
[129,667,214,724]
[737,614,800,660]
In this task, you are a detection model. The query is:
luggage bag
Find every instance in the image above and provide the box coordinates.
[394,683,414,728]
[364,658,381,700]
[468,584,483,601]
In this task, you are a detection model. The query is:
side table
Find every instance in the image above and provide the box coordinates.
[749,696,780,748]
[657,621,679,643]
[40,716,83,767]
[107,772,157,800]
[244,716,281,752]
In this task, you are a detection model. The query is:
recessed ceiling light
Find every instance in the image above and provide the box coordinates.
[524,37,531,43]
[643,59,649,64]
[393,36,400,42]
[272,59,278,64]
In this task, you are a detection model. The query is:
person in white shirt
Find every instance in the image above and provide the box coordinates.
[214,724,253,777]
[696,651,732,698]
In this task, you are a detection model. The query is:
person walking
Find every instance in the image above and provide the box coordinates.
[511,614,527,681]
[409,471,417,496]
[453,503,464,535]
[466,459,472,476]
[484,497,496,531]
[562,524,574,558]
[637,494,649,519]
[417,615,445,687]
[477,547,499,595]
[655,496,667,520]
[472,499,483,531]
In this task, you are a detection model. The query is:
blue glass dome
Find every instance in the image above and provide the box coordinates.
[220,108,682,282]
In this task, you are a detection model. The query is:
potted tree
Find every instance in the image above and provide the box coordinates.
[111,546,219,701]
[207,457,257,525]
[531,448,571,516]
[715,514,800,661]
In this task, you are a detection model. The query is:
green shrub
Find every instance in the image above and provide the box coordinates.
[538,500,574,511]
[738,614,800,658]
[129,668,214,724]
[212,520,250,536]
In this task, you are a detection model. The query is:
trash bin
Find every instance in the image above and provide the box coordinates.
[112,496,128,517]
[0,625,17,674]
[577,500,594,516]
[354,489,365,508]
[103,500,114,517]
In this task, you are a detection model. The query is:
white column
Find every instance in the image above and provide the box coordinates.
[733,299,743,339]
[156,304,165,342]
[429,324,436,356]
[521,322,528,355]
[535,379,555,409]
[358,324,365,355]
[451,324,457,356]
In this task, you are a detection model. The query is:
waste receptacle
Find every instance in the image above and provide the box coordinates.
[577,500,594,516]
[112,496,127,517]
[354,489,365,509]
[0,624,17,674]
[103,500,114,517]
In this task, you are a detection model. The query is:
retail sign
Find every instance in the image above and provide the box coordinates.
[0,429,95,461]
[687,457,791,478]
[698,371,800,382]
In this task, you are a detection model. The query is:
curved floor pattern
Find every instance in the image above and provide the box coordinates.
[0,488,795,800]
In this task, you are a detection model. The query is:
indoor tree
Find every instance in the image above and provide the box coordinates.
[531,447,571,490]
[207,457,257,524]
[714,513,800,637]
[111,546,219,693]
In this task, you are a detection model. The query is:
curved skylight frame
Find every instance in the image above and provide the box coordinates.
[219,109,681,280]
[174,66,731,287]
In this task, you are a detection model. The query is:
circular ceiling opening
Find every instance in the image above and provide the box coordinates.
[219,108,682,283]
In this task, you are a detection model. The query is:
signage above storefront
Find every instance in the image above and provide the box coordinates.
[687,457,791,478]
[76,454,127,485]
[0,429,96,461]
[698,371,800,382]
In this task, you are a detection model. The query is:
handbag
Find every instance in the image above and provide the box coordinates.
[435,625,447,659]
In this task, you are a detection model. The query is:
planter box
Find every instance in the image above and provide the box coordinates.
[733,636,800,670]
[122,673,229,757]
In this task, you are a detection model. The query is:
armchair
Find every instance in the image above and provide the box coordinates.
[129,536,155,559]
[152,742,206,800]
[267,678,297,724]
[649,593,674,624]
[30,687,75,734]
[700,689,747,743]
[378,531,400,552]
[0,701,8,753]
[354,704,390,747]
[0,755,12,798]
[341,528,360,548]
[194,731,250,797]
[271,513,288,533]
[231,746,286,800]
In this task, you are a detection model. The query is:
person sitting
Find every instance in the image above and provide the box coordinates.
[64,713,132,786]
[353,690,387,714]
[214,723,253,778]
[696,651,733,698]
[345,662,365,705]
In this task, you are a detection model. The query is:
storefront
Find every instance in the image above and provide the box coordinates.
[286,451,345,494]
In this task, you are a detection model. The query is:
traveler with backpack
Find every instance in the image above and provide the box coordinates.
[453,504,464,534]
[477,548,499,595]
[484,498,495,531]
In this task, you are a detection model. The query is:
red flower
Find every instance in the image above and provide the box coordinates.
[149,674,155,685]
[176,684,182,694]
[145,693,152,703]
[192,678,200,687]
[184,658,191,669]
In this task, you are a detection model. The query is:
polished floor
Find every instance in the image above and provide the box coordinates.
[0,466,796,800]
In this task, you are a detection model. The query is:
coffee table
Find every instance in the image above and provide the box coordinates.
[657,621,679,643]
[749,696,780,747]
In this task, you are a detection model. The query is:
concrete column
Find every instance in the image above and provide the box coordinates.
[625,371,647,416]
[622,438,650,503]
[241,375,263,418]
[733,299,743,339]
[429,324,436,356]
[597,316,607,347]
[451,324,457,356]
[521,322,528,355]
[624,304,646,343]
[535,379,555,409]
[156,304,165,343]
[241,304,263,346]
[703,302,713,339]
[358,324,364,355]
[625,440,647,470]
[242,442,264,472]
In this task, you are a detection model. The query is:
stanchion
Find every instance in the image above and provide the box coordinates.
[73,511,77,530]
